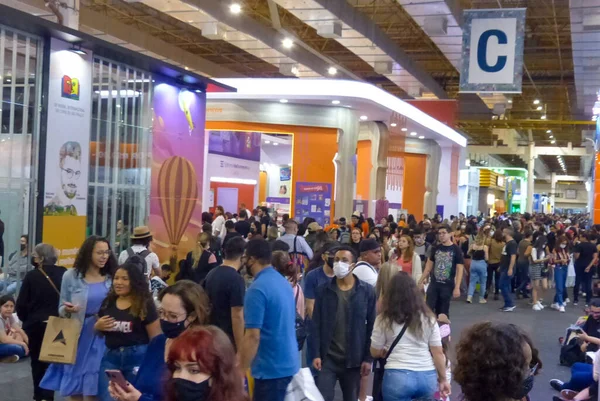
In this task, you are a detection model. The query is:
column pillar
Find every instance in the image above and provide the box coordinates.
[526,142,535,213]
[50,0,80,29]
[424,142,442,217]
[334,112,360,219]
[550,172,557,214]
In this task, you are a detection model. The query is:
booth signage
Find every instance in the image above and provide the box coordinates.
[294,182,332,226]
[206,153,260,181]
[459,8,526,93]
[42,38,93,268]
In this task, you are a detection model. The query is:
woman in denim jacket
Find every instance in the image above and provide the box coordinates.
[41,236,116,401]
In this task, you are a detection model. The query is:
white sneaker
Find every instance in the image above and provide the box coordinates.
[533,303,543,311]
[537,301,545,309]
[551,303,559,310]
[565,298,571,304]
[559,306,566,313]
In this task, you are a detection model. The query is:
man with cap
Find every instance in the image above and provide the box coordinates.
[352,238,382,287]
[306,222,322,250]
[118,226,161,279]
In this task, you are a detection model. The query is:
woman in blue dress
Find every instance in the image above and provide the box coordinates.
[41,236,117,401]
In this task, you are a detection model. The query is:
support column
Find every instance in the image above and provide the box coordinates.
[334,112,360,219]
[550,172,557,214]
[424,142,442,217]
[49,0,80,29]
[526,142,535,213]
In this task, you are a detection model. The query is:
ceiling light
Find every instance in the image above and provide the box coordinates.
[418,135,425,139]
[533,99,540,105]
[508,99,513,104]
[541,115,547,120]
[282,38,294,48]
[229,3,242,14]
[390,123,397,127]
[116,104,121,108]
[280,99,288,103]
[360,115,368,121]
[6,79,10,83]
[273,142,279,146]
[401,128,408,132]
[546,130,552,133]
[549,135,554,139]
[68,44,87,55]
[195,89,202,93]
[264,140,271,144]
[551,140,556,144]
[536,106,542,111]
[410,131,418,136]
[328,67,338,75]
[331,100,340,105]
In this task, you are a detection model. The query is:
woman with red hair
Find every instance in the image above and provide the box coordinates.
[166,326,248,401]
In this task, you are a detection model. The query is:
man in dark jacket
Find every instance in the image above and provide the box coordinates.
[312,245,376,401]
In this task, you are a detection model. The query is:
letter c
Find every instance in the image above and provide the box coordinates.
[477,29,508,73]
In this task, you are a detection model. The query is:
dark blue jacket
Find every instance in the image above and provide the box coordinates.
[312,275,376,368]
[134,334,167,401]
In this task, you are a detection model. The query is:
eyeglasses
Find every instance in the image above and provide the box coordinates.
[61,168,81,180]
[159,309,187,322]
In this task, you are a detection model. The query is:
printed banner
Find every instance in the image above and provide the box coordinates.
[294,182,332,226]
[208,130,261,161]
[459,8,526,93]
[280,167,291,181]
[150,83,206,265]
[206,153,260,182]
[42,38,93,268]
[385,156,404,205]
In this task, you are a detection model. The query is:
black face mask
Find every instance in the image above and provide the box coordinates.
[160,319,187,339]
[173,378,210,401]
[20,244,26,251]
[31,257,37,266]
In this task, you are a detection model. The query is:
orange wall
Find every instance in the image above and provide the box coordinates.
[206,122,337,217]
[209,182,255,214]
[388,152,427,219]
[258,171,267,204]
[356,140,372,201]
[405,100,458,127]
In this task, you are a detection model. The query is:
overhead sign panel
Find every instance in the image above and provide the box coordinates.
[459,8,526,93]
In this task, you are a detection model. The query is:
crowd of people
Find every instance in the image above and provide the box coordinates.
[2,205,596,401]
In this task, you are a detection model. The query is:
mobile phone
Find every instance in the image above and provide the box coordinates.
[105,369,127,389]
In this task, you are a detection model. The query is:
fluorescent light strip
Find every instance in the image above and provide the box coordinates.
[209,79,467,147]
[210,177,257,185]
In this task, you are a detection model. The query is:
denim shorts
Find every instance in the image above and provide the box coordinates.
[382,369,437,401]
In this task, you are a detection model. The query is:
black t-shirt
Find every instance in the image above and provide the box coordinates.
[575,242,598,269]
[583,317,600,352]
[202,265,245,347]
[99,298,158,349]
[500,239,518,272]
[428,244,464,286]
[260,216,271,236]
[547,232,556,252]
[222,231,242,249]
[234,220,251,238]
[513,231,523,245]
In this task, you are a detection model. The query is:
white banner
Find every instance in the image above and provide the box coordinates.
[43,39,92,217]
[385,156,404,204]
[206,153,260,182]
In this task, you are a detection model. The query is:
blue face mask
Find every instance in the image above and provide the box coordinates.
[160,319,186,339]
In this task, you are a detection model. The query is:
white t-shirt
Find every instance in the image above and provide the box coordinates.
[353,261,378,287]
[118,245,160,278]
[212,215,226,239]
[371,314,442,371]
[531,248,546,262]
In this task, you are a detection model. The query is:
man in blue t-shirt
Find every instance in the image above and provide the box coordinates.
[240,239,299,401]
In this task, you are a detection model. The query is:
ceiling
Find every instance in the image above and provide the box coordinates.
[9,0,598,176]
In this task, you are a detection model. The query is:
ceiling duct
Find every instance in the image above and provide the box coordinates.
[200,21,226,40]
[423,16,448,36]
[316,21,342,39]
[279,63,299,76]
[374,61,393,75]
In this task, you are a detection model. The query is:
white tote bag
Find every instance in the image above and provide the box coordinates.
[567,254,576,288]
[285,368,324,401]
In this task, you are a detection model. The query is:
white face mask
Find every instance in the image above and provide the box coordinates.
[333,261,351,279]
[560,244,567,249]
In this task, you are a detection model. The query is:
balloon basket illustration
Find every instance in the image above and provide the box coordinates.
[157,156,198,260]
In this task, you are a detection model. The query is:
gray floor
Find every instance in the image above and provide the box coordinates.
[0,294,583,401]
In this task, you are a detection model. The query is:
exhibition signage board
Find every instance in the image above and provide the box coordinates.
[42,38,93,268]
[294,182,332,226]
[459,8,526,93]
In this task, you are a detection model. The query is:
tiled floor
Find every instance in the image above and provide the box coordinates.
[0,294,581,401]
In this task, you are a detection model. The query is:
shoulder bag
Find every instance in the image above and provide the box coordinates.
[372,321,410,401]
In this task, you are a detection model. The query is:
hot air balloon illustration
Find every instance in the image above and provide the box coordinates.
[157,156,198,259]
[178,89,195,134]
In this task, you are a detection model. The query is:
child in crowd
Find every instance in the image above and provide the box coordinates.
[435,314,452,401]
[150,263,172,297]
[0,294,29,362]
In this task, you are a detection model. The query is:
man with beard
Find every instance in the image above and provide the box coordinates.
[240,239,299,401]
[43,141,82,216]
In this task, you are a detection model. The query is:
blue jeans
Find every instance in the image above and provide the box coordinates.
[382,369,437,401]
[253,376,293,401]
[563,362,594,391]
[0,342,26,358]
[554,265,567,306]
[500,270,514,308]
[97,344,147,401]
[468,260,488,298]
[0,279,17,295]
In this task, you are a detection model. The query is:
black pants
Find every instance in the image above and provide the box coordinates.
[25,321,54,401]
[485,263,501,297]
[574,266,593,305]
[426,282,452,317]
[316,357,361,401]
[515,260,530,296]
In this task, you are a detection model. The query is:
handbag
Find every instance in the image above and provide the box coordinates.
[372,321,410,401]
[38,267,81,364]
[294,285,306,351]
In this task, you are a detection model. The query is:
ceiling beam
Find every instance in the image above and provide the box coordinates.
[468,144,592,157]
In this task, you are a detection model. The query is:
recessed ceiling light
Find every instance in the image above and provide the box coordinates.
[536,106,542,111]
[280,99,288,103]
[229,3,242,14]
[508,99,513,104]
[551,140,556,144]
[265,140,271,144]
[410,131,418,136]
[546,130,552,133]
[282,38,294,48]
[328,67,338,75]
[418,135,425,139]
[390,123,397,127]
[273,142,279,146]
[541,115,547,120]
[360,115,368,121]
[549,135,554,139]
[331,100,340,105]
[533,99,540,105]
[184,66,189,71]
[401,128,408,132]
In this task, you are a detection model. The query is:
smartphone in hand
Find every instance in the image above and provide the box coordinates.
[105,369,127,390]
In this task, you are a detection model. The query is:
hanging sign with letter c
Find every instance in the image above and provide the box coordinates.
[459,8,526,93]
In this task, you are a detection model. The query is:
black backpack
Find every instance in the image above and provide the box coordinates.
[294,285,306,351]
[560,328,586,366]
[125,248,150,276]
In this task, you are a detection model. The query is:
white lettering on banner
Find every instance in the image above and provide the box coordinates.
[206,153,260,181]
